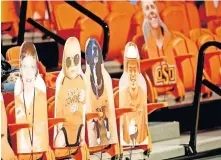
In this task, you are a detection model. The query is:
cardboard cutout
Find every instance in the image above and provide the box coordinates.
[142,1,177,86]
[85,38,118,147]
[14,42,49,155]
[54,37,86,148]
[119,42,149,147]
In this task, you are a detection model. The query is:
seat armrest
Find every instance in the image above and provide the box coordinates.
[48,118,67,130]
[115,107,136,119]
[8,123,32,136]
[147,102,168,115]
[140,57,165,73]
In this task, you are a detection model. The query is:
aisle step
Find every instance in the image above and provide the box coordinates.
[149,122,180,142]
[89,129,221,160]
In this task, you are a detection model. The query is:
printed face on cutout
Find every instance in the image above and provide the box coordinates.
[143,1,159,29]
[86,39,104,99]
[92,45,103,98]
[89,43,99,74]
[128,60,138,90]
[21,55,37,83]
[65,45,80,79]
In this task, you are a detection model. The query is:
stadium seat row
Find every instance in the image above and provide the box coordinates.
[2,1,221,103]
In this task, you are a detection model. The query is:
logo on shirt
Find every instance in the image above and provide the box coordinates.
[65,88,80,107]
[155,63,176,86]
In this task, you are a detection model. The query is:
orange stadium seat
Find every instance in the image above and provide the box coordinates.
[85,2,109,19]
[1,1,19,40]
[142,72,158,103]
[105,12,131,61]
[48,1,85,30]
[155,1,166,14]
[189,28,212,43]
[25,1,51,31]
[105,1,136,48]
[2,92,14,110]
[185,2,201,30]
[26,1,48,22]
[51,2,85,65]
[197,34,221,86]
[6,46,21,68]
[164,1,185,7]
[132,32,211,101]
[132,33,145,53]
[6,46,20,61]
[48,1,64,29]
[207,19,221,34]
[199,3,207,27]
[53,3,84,31]
[171,35,212,97]
[112,78,120,89]
[134,1,142,11]
[190,29,221,86]
[6,101,15,124]
[127,10,144,42]
[47,87,56,101]
[107,1,136,18]
[161,6,190,36]
[74,2,109,50]
[141,41,186,102]
[161,2,202,37]
[47,95,56,150]
[216,26,221,38]
[204,1,221,33]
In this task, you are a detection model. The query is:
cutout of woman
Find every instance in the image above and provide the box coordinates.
[14,42,50,158]
[142,0,170,51]
[54,37,86,148]
[119,42,149,146]
[141,1,185,101]
[85,38,118,147]
[1,93,17,160]
[142,0,174,85]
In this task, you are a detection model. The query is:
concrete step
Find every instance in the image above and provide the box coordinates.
[158,91,221,109]
[89,129,221,160]
[197,155,221,160]
[123,129,221,160]
[196,129,221,153]
[90,121,180,160]
[149,121,180,142]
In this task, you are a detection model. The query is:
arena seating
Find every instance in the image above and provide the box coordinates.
[1,1,221,159]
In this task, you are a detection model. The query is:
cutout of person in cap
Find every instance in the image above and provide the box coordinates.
[14,42,53,159]
[85,38,118,147]
[119,42,149,146]
[54,37,86,148]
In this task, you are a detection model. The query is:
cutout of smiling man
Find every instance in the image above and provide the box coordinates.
[119,42,149,146]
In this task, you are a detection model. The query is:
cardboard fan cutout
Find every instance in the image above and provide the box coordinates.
[14,42,49,155]
[54,37,86,148]
[142,1,177,87]
[119,42,149,147]
[85,38,118,147]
